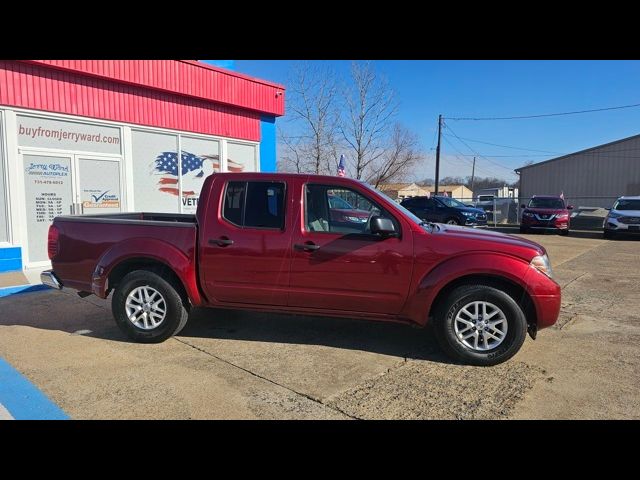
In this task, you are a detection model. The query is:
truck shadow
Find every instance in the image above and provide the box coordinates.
[0,290,454,365]
[178,307,453,364]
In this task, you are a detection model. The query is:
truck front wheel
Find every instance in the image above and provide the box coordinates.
[112,270,189,343]
[433,284,527,366]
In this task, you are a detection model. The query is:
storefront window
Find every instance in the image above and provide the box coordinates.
[180,136,220,213]
[227,142,257,173]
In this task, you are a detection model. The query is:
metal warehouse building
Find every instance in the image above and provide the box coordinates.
[515,133,640,208]
[0,60,285,273]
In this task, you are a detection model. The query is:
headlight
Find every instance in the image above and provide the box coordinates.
[608,211,621,219]
[523,211,534,217]
[462,211,475,217]
[530,254,553,278]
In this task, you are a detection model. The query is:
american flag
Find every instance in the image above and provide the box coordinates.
[154,151,208,197]
[337,154,346,177]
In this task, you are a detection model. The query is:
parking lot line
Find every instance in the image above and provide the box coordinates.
[0,403,13,420]
[0,357,69,420]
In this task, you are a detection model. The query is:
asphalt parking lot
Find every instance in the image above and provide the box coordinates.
[1,230,639,419]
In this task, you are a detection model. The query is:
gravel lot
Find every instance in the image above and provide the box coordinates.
[1,230,639,419]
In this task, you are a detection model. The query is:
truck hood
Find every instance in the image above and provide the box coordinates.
[430,224,545,259]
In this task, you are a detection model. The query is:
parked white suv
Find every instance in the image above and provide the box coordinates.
[604,196,640,239]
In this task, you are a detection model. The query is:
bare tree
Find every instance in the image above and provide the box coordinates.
[278,62,340,174]
[341,61,399,180]
[365,124,424,188]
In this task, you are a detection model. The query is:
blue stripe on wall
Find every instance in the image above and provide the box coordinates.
[260,116,277,173]
[0,357,69,420]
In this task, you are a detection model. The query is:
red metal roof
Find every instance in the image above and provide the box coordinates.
[0,60,286,141]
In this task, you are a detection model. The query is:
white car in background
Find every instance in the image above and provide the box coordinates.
[603,196,640,239]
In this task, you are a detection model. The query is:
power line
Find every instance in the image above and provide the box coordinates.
[442,122,519,174]
[441,136,500,177]
[446,101,640,121]
[440,134,563,154]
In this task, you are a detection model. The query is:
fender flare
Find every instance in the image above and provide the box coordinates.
[91,237,204,306]
[401,252,534,325]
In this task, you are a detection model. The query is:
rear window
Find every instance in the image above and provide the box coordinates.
[223,181,286,229]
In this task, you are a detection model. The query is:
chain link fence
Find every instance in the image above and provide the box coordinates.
[457,196,621,229]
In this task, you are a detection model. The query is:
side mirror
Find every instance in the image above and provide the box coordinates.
[605,207,611,211]
[370,216,397,236]
[567,205,574,210]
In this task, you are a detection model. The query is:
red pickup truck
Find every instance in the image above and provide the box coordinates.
[42,173,561,366]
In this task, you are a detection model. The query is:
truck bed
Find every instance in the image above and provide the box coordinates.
[51,212,198,295]
[54,212,196,225]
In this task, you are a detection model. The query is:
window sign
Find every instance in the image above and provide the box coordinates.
[17,115,121,155]
[131,130,179,213]
[23,155,73,262]
[180,136,220,213]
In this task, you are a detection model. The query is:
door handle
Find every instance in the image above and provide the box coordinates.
[209,237,234,247]
[294,242,320,252]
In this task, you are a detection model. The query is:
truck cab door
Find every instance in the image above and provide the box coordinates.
[199,178,292,306]
[288,182,413,315]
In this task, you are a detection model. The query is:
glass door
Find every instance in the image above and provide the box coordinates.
[75,156,123,214]
[22,153,74,264]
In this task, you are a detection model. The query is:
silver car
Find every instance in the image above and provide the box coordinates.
[604,196,640,239]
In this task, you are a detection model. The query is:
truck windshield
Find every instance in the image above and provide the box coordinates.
[528,198,565,209]
[613,199,640,211]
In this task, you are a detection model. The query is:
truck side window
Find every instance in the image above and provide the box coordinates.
[305,184,398,235]
[244,182,285,229]
[223,181,245,226]
[223,181,286,230]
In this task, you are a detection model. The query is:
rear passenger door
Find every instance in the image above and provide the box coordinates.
[200,179,291,306]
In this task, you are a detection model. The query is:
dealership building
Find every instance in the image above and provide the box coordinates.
[0,60,285,275]
[516,132,640,208]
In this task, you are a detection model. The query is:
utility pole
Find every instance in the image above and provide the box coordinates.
[434,114,442,195]
[470,156,476,197]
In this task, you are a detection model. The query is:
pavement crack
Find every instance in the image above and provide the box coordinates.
[561,272,588,290]
[172,337,361,420]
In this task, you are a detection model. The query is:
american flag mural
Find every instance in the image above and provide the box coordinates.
[153,151,244,197]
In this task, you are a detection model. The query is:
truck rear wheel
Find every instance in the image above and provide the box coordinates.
[112,270,188,343]
[433,284,527,366]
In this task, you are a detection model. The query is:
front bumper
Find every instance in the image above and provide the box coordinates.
[522,218,569,231]
[604,217,640,233]
[464,218,488,227]
[40,270,63,290]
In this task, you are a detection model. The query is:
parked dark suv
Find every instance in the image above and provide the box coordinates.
[400,196,488,227]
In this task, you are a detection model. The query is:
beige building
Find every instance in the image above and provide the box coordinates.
[379,183,473,201]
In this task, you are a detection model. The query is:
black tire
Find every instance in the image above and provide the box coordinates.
[560,229,569,236]
[519,226,528,234]
[433,284,528,366]
[446,218,460,225]
[603,229,615,240]
[112,270,189,343]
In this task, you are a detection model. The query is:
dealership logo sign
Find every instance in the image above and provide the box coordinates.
[25,162,70,177]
